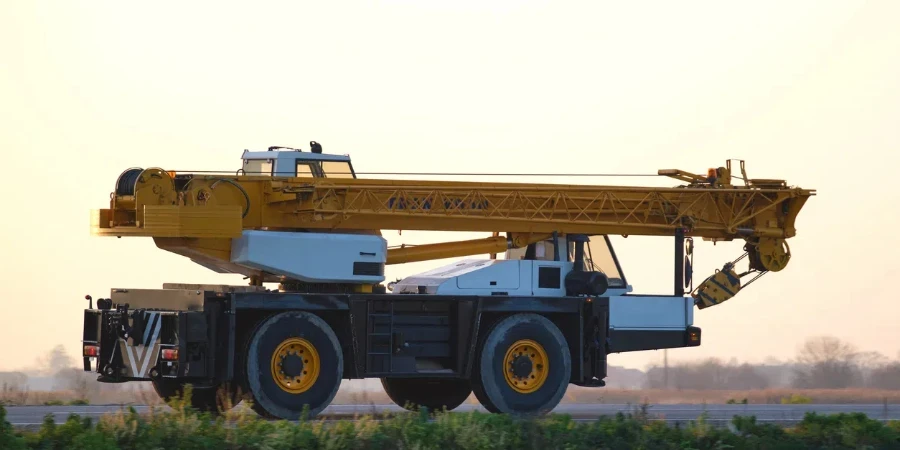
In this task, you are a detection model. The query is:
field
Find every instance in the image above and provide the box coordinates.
[6,382,900,407]
[338,387,900,406]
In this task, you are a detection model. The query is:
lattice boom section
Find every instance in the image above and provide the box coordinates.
[266,182,811,239]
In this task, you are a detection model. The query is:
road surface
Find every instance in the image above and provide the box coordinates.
[6,403,899,428]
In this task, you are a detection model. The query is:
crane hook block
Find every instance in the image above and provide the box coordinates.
[693,266,741,310]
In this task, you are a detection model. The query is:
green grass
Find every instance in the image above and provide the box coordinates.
[3,400,900,449]
[781,393,814,405]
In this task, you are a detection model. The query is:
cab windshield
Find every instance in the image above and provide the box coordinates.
[570,236,626,287]
[295,160,355,178]
[321,161,354,178]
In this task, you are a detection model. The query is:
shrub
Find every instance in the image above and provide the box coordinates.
[781,393,813,404]
[793,412,900,448]
[2,402,900,449]
[0,405,27,449]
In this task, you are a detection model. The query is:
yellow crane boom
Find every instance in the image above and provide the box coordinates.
[92,159,814,307]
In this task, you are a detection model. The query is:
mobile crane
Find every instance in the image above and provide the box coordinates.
[81,143,814,419]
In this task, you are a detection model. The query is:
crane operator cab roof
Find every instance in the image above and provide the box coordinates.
[240,141,356,179]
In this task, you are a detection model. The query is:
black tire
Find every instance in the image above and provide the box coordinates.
[473,313,570,416]
[380,378,472,412]
[471,371,501,413]
[151,380,240,414]
[245,311,343,420]
[470,321,502,413]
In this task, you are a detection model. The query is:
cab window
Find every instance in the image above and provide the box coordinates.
[242,159,273,176]
[507,241,559,261]
[296,162,315,177]
[321,161,355,178]
[584,236,625,287]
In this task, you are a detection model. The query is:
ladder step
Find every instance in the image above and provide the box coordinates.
[367,300,395,373]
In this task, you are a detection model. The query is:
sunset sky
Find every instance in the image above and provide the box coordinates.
[1,1,899,372]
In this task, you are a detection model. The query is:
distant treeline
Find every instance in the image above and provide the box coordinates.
[645,336,900,390]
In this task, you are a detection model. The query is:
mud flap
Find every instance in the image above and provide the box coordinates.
[117,312,163,379]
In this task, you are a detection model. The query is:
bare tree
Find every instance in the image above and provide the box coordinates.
[792,336,861,388]
[34,345,75,376]
[645,358,769,390]
[55,368,99,400]
[869,363,900,390]
[32,345,102,401]
[856,351,888,370]
[725,363,770,390]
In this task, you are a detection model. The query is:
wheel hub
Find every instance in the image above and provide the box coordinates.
[502,339,549,394]
[271,338,320,394]
[511,355,533,379]
[281,353,305,378]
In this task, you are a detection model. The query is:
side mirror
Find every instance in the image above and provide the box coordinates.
[684,256,693,290]
[84,295,93,309]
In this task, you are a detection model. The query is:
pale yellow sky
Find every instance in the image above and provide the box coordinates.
[1,1,899,372]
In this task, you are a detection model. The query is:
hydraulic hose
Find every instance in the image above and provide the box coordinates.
[209,178,252,218]
[115,168,143,196]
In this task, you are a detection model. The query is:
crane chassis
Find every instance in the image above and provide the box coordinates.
[81,144,812,418]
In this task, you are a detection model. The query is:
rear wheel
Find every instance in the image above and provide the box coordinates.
[471,326,501,413]
[380,378,472,412]
[472,363,502,413]
[245,311,343,420]
[472,313,570,416]
[151,380,240,414]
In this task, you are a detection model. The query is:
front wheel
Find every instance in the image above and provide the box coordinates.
[380,378,472,412]
[245,311,343,420]
[472,313,570,416]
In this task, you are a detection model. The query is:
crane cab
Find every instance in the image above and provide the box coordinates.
[239,143,356,178]
[392,234,631,297]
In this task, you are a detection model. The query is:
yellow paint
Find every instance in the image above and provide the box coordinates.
[385,233,551,265]
[92,206,242,238]
[353,284,374,293]
[271,338,320,395]
[753,238,791,272]
[92,160,813,300]
[503,339,549,394]
[95,161,813,262]
[693,269,742,310]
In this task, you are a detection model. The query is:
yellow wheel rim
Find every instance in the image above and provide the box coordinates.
[503,339,548,394]
[271,338,320,394]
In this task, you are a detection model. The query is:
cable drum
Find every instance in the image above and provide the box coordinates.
[115,168,143,196]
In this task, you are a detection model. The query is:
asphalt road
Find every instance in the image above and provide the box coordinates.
[6,403,900,427]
